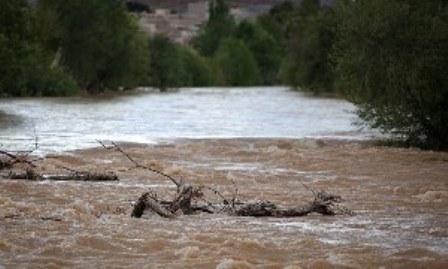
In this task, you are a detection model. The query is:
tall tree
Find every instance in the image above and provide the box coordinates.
[235,20,282,85]
[44,0,149,93]
[178,47,213,87]
[333,0,448,149]
[193,0,235,56]
[0,0,77,96]
[257,1,296,43]
[214,38,261,86]
[148,35,186,91]
[281,2,337,94]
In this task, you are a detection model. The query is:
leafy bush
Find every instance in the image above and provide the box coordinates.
[333,0,448,149]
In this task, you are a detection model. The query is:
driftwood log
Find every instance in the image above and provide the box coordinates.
[2,170,118,181]
[100,141,356,219]
[2,141,355,219]
[233,191,353,217]
[0,149,119,182]
[131,188,354,219]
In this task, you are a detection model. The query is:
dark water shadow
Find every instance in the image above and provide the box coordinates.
[0,110,25,130]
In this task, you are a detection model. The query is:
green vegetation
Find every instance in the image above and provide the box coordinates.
[2,0,446,150]
[193,0,236,57]
[148,34,185,90]
[42,0,149,93]
[214,38,261,86]
[0,0,78,96]
[333,0,448,149]
[235,21,281,85]
[148,35,213,90]
[0,0,148,96]
[280,0,336,94]
[256,0,448,149]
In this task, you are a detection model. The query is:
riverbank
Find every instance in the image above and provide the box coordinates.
[1,138,447,268]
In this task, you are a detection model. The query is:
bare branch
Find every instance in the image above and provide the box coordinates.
[98,140,181,187]
[296,177,317,196]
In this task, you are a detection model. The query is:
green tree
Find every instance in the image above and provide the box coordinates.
[44,0,149,93]
[0,0,77,96]
[257,1,296,43]
[235,20,282,85]
[214,38,261,86]
[178,47,213,87]
[333,0,448,149]
[193,0,235,56]
[281,2,337,94]
[148,35,186,90]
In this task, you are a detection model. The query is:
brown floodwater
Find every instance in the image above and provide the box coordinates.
[1,138,447,268]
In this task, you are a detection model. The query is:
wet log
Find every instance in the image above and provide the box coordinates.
[169,184,204,214]
[131,192,176,218]
[131,184,206,218]
[6,168,40,180]
[131,189,354,219]
[234,191,354,217]
[41,172,119,182]
[0,150,36,168]
[1,170,119,182]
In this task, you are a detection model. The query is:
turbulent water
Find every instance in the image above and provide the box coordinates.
[0,88,447,268]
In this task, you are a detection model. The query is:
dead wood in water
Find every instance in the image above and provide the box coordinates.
[98,140,180,187]
[95,140,355,219]
[0,150,36,170]
[2,140,355,220]
[1,148,118,182]
[233,191,353,217]
[1,169,119,182]
[131,187,354,219]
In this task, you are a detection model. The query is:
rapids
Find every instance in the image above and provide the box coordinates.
[1,139,447,268]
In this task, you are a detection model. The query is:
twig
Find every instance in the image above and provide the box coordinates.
[296,178,317,196]
[98,141,181,187]
[0,150,17,159]
[229,176,239,207]
[97,140,114,150]
[31,121,39,152]
[203,186,229,205]
[21,120,39,158]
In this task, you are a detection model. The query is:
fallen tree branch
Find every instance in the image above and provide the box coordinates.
[131,185,354,219]
[1,168,118,182]
[98,141,181,187]
[233,191,354,217]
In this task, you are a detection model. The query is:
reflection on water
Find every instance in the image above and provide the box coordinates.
[0,87,366,153]
[1,139,447,268]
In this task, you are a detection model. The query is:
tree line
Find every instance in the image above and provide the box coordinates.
[1,0,447,149]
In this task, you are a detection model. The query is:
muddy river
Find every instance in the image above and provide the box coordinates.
[0,88,447,268]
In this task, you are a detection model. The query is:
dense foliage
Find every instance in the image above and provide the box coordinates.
[281,0,337,94]
[42,0,149,93]
[2,0,447,150]
[148,35,213,90]
[333,0,448,149]
[0,0,78,96]
[214,38,261,86]
[235,21,281,85]
[193,0,236,57]
[0,0,149,96]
